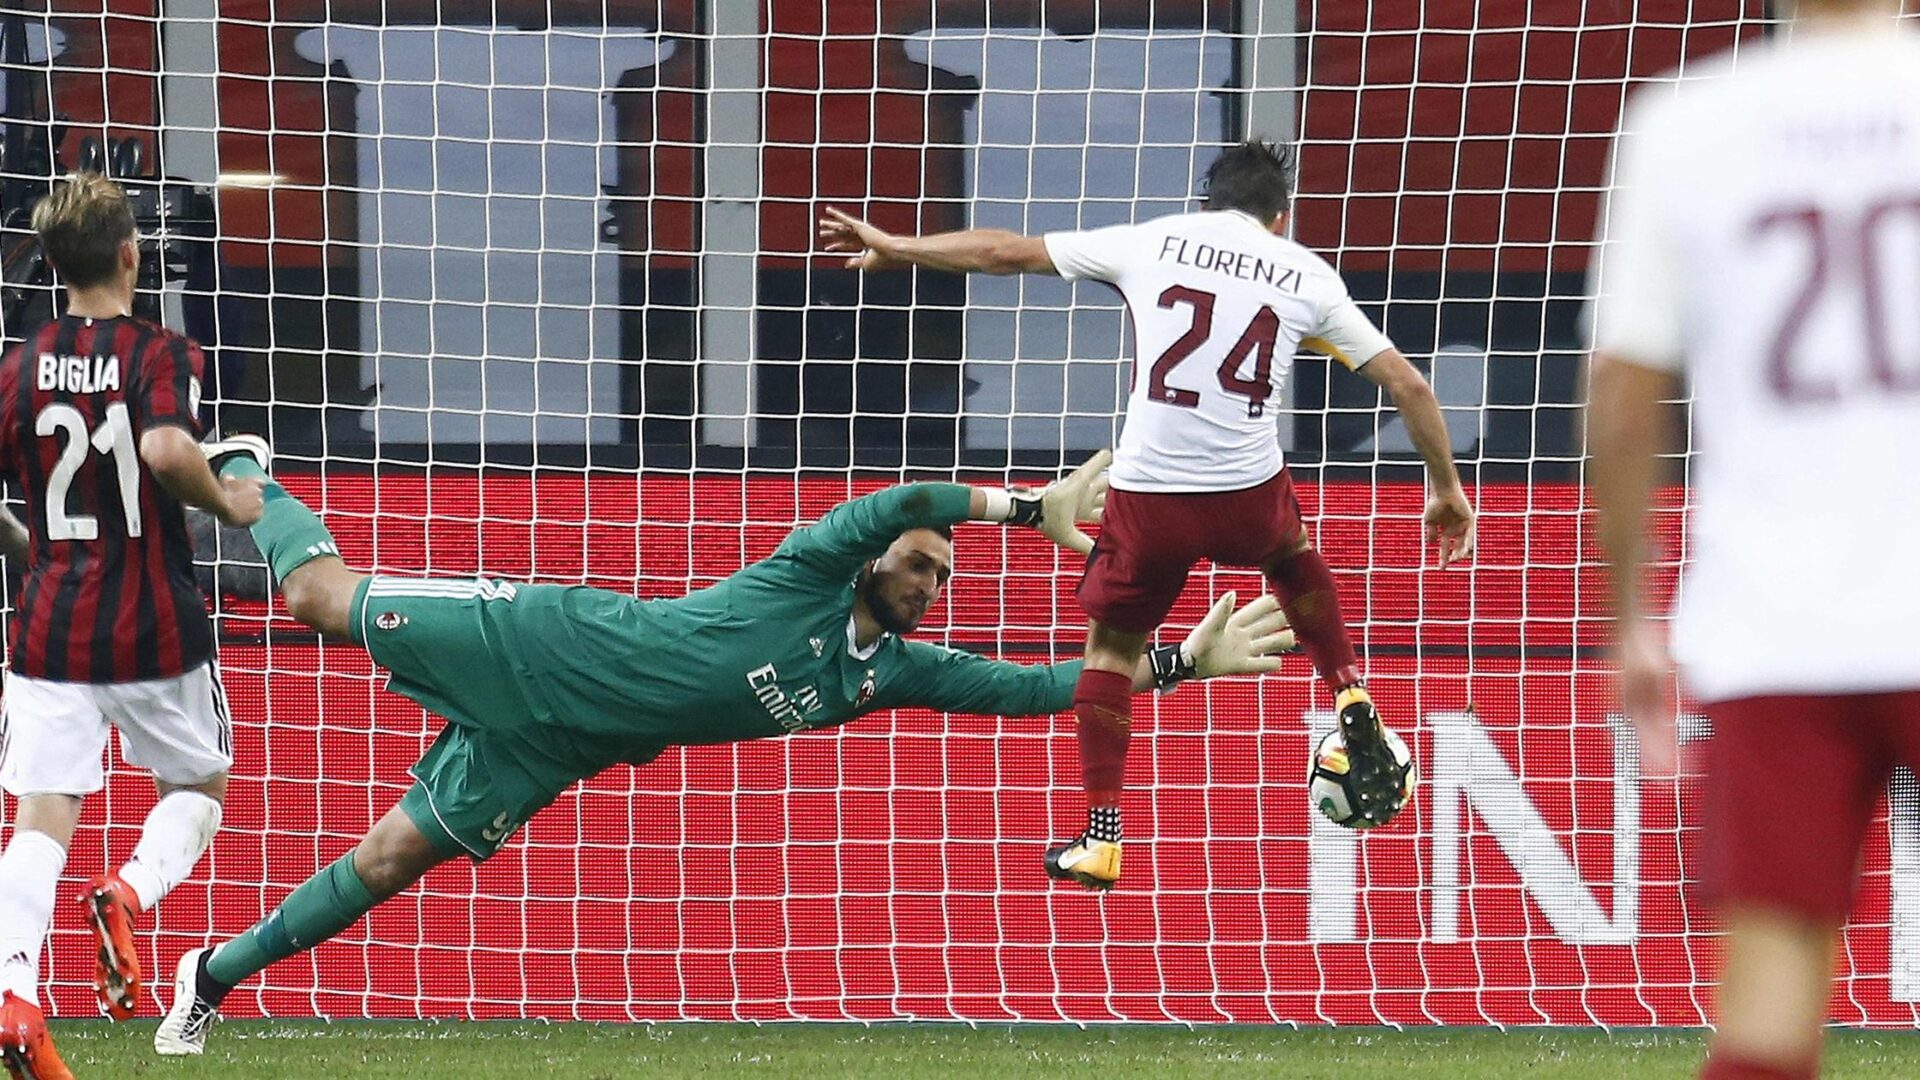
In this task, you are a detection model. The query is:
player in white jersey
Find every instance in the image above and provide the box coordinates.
[822,142,1474,889]
[1589,3,1920,1077]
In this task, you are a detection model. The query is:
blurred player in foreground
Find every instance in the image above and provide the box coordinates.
[0,175,266,1080]
[821,141,1474,889]
[152,448,1294,1056]
[1589,3,1920,1077]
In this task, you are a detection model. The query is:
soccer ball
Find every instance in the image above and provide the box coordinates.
[1309,726,1415,829]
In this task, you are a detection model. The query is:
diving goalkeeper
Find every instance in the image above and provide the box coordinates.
[153,440,1293,1055]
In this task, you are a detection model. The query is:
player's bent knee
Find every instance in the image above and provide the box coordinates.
[1084,620,1151,672]
[354,805,453,900]
[352,843,433,900]
[156,773,228,803]
[1260,535,1314,573]
[15,793,84,846]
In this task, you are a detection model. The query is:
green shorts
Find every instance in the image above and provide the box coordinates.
[352,575,589,861]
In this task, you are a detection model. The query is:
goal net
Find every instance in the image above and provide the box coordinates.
[8,0,1920,1026]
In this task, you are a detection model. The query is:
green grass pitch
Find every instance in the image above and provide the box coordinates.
[45,1021,1920,1078]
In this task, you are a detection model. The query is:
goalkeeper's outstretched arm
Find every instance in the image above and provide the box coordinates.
[779,450,1113,583]
[818,207,1056,276]
[892,592,1295,717]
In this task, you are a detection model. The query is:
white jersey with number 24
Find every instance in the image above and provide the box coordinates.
[1590,22,1920,702]
[1045,210,1394,494]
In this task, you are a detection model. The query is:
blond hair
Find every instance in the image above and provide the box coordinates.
[30,172,136,289]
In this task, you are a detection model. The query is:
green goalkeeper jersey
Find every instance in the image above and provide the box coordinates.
[476,482,1079,764]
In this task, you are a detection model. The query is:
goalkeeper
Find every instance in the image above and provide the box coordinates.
[154,441,1293,1055]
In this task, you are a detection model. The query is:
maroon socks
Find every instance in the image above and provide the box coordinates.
[1072,667,1134,840]
[1264,545,1363,692]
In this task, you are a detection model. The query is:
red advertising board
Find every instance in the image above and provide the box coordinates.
[30,475,1916,1025]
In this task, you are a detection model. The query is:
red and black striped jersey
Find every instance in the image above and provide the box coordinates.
[0,315,212,682]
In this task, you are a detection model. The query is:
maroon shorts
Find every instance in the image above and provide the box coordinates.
[1076,469,1306,634]
[1702,690,1920,922]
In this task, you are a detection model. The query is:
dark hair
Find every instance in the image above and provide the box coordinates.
[922,522,953,542]
[1203,140,1295,224]
[31,173,136,289]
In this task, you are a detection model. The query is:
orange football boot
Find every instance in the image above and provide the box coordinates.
[80,872,142,1019]
[0,992,73,1080]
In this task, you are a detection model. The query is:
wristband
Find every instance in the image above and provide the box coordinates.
[1147,643,1197,691]
[1005,492,1045,528]
[979,487,1044,527]
[979,488,1013,522]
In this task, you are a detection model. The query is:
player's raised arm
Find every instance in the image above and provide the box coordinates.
[818,207,1057,276]
[1354,347,1475,567]
[779,451,1112,577]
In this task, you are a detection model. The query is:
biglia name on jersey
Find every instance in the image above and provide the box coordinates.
[37,352,122,394]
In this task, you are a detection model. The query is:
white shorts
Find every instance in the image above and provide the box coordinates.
[0,662,233,796]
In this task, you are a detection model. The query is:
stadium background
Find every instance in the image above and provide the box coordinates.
[5,0,1918,1029]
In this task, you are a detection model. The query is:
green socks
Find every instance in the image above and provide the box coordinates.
[205,852,377,988]
[218,456,341,584]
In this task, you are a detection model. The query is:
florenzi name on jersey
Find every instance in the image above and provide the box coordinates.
[36,352,122,394]
[1158,236,1304,291]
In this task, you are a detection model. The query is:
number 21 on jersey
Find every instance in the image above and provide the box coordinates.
[37,402,141,540]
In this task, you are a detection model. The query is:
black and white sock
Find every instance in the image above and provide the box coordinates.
[1086,805,1122,844]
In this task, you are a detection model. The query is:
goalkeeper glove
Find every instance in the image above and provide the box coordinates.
[1148,592,1296,690]
[989,449,1111,555]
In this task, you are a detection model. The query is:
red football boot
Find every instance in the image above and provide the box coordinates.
[0,992,74,1080]
[80,872,142,1019]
